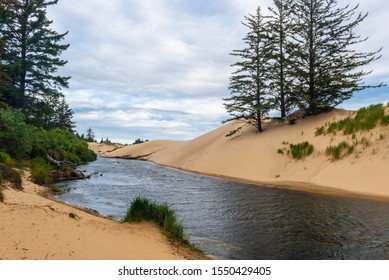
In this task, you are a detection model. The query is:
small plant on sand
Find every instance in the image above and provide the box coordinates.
[124,197,189,244]
[325,141,354,160]
[0,163,23,190]
[315,126,325,136]
[289,142,314,159]
[0,186,4,202]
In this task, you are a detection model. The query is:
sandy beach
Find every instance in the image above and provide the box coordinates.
[0,173,202,260]
[91,109,389,200]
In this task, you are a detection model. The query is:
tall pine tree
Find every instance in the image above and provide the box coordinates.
[224,7,272,133]
[0,0,70,118]
[266,0,294,118]
[289,0,382,115]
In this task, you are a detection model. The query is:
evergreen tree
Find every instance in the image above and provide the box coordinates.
[0,0,70,113]
[289,0,382,115]
[224,7,272,133]
[86,127,95,142]
[267,0,294,118]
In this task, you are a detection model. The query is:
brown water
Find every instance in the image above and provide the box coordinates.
[59,156,389,259]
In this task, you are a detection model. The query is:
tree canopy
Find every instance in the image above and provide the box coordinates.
[224,0,383,132]
[0,0,73,131]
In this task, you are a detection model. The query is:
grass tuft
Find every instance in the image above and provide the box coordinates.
[289,142,314,159]
[123,197,189,244]
[325,141,354,160]
[0,163,23,191]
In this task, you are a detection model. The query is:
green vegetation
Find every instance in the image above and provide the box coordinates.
[123,197,189,244]
[0,163,23,202]
[325,141,355,161]
[224,1,382,132]
[0,107,96,183]
[29,158,52,185]
[0,151,10,163]
[319,104,388,136]
[289,142,314,159]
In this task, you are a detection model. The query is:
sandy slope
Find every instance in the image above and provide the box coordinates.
[0,174,200,260]
[91,109,389,199]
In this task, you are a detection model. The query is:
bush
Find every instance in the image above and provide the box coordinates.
[325,141,354,160]
[0,108,34,159]
[30,158,51,185]
[289,142,314,159]
[0,151,11,163]
[326,104,386,135]
[124,197,189,244]
[0,163,23,190]
[381,115,389,126]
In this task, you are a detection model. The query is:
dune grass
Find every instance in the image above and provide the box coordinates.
[317,104,388,136]
[289,142,314,159]
[123,197,189,245]
[0,163,23,202]
[325,141,355,160]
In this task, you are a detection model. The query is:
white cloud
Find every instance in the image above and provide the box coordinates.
[47,0,389,143]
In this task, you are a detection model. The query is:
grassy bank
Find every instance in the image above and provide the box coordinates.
[123,197,190,245]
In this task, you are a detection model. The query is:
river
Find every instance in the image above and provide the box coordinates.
[58,156,389,259]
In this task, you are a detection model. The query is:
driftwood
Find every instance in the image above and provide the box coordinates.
[46,155,90,182]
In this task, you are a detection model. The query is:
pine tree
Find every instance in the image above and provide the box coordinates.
[289,0,382,115]
[224,7,272,133]
[266,0,294,118]
[0,0,70,113]
[86,127,95,142]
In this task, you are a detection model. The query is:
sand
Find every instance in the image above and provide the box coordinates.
[91,109,389,200]
[0,173,201,260]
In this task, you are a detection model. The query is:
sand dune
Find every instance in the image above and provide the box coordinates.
[92,109,389,199]
[0,173,200,260]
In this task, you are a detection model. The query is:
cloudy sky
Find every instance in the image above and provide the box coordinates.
[47,0,389,143]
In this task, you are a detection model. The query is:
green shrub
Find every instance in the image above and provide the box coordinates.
[381,115,389,126]
[30,158,51,185]
[0,151,11,163]
[124,197,189,244]
[0,163,23,190]
[0,186,4,202]
[289,142,314,159]
[326,104,386,135]
[325,141,354,160]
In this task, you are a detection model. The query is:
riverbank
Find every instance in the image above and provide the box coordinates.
[90,108,389,200]
[0,172,203,260]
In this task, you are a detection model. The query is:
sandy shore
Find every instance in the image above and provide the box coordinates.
[0,173,202,260]
[91,109,389,200]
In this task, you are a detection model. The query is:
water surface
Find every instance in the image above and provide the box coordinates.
[59,156,389,259]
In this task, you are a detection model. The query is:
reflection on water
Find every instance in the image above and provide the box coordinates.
[59,156,389,259]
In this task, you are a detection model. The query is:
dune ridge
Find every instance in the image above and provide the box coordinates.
[91,109,389,199]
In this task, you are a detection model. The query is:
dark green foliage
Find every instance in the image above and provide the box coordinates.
[0,107,96,163]
[133,138,145,145]
[223,7,273,132]
[267,0,295,118]
[290,0,382,115]
[289,142,314,159]
[325,141,354,160]
[29,158,51,185]
[0,108,33,159]
[124,197,189,244]
[288,118,297,125]
[381,115,389,126]
[0,0,74,132]
[0,163,22,190]
[86,127,95,142]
